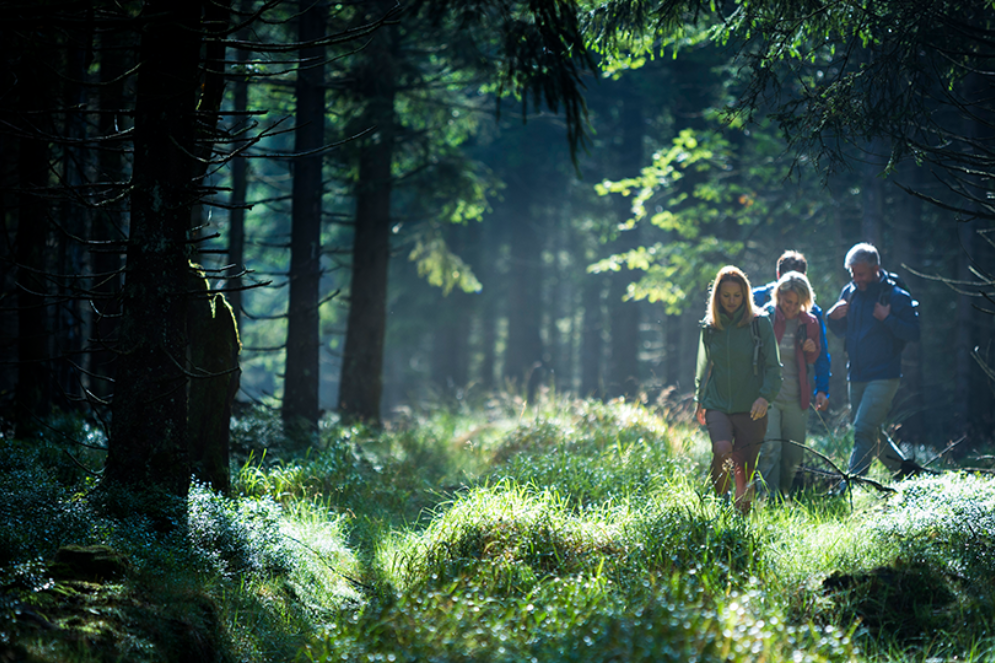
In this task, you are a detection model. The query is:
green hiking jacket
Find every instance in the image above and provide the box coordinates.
[695,306,781,414]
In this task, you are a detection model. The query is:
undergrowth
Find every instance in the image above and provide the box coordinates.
[3,397,995,662]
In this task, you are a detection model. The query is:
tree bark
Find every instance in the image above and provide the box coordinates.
[338,9,396,424]
[953,218,976,436]
[664,312,682,389]
[227,28,251,337]
[55,33,90,412]
[478,218,501,389]
[606,90,643,399]
[892,163,925,443]
[580,272,605,398]
[430,224,472,393]
[106,0,206,499]
[431,297,471,392]
[860,139,887,248]
[187,272,240,494]
[548,216,572,392]
[89,27,130,404]
[504,203,544,397]
[13,38,53,437]
[951,72,993,441]
[283,0,327,436]
[607,240,640,399]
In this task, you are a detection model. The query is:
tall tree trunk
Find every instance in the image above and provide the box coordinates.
[0,35,14,409]
[89,28,129,404]
[965,79,995,440]
[861,139,886,248]
[504,199,544,397]
[430,224,472,393]
[607,90,643,399]
[55,33,90,411]
[180,0,237,491]
[580,271,605,398]
[283,0,327,436]
[106,0,206,499]
[13,39,53,437]
[664,313,681,389]
[953,219,976,436]
[430,296,471,393]
[227,25,252,338]
[478,217,501,388]
[548,215,572,392]
[338,10,396,424]
[607,235,640,398]
[892,163,925,443]
[952,72,991,441]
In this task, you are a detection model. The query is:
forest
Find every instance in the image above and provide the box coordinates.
[2,0,995,661]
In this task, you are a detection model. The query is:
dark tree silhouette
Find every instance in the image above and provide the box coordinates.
[105,0,226,497]
[337,0,398,424]
[283,0,328,437]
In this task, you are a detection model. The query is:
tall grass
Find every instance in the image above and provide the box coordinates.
[5,398,995,662]
[299,398,858,662]
[299,397,995,663]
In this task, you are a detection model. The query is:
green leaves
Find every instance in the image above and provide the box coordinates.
[591,123,781,312]
[409,233,483,296]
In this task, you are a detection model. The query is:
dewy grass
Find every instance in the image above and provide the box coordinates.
[10,400,995,662]
[488,399,694,509]
[279,498,363,609]
[310,476,855,663]
[755,498,891,586]
[382,482,625,595]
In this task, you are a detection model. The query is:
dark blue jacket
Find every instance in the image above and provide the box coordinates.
[826,274,920,382]
[753,282,831,396]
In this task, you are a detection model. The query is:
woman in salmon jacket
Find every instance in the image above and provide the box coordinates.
[756,271,821,498]
[695,266,782,514]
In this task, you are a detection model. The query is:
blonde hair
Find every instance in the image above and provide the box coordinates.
[706,265,757,330]
[772,270,814,312]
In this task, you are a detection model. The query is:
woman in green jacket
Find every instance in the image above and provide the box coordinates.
[695,266,782,514]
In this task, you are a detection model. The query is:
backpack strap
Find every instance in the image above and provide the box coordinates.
[878,269,912,306]
[701,323,716,368]
[699,323,715,401]
[879,271,896,306]
[750,316,762,376]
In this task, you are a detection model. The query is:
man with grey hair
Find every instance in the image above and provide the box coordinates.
[827,242,920,487]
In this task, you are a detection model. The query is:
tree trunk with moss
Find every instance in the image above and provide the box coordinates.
[187,270,240,494]
[106,0,208,498]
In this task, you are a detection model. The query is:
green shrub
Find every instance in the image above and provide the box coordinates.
[877,473,995,582]
[187,483,293,577]
[0,438,100,566]
[387,484,624,596]
[489,399,686,508]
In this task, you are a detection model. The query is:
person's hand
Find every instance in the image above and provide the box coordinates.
[873,301,891,321]
[814,392,829,412]
[696,406,707,426]
[801,338,817,353]
[750,397,769,421]
[827,300,849,320]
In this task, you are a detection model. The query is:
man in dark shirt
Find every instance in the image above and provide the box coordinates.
[826,242,920,478]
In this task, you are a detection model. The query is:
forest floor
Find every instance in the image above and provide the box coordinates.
[3,396,995,663]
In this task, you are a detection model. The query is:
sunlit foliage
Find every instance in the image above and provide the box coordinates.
[5,402,995,661]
